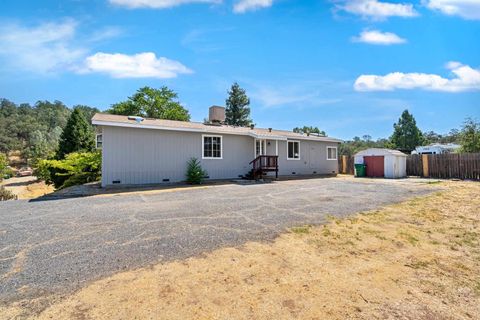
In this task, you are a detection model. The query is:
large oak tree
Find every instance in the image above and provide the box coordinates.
[107,86,190,121]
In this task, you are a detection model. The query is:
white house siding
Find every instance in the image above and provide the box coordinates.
[277,140,338,176]
[101,126,339,186]
[101,126,253,186]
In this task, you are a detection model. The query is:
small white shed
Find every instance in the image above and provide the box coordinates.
[354,148,407,178]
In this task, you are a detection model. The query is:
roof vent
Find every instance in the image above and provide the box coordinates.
[268,128,272,132]
[128,116,144,123]
[250,124,255,130]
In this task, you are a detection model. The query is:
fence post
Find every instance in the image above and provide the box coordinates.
[342,155,347,174]
[422,154,429,177]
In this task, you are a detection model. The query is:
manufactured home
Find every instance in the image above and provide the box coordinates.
[92,106,342,187]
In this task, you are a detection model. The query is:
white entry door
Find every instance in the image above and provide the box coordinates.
[255,139,266,157]
[309,145,321,168]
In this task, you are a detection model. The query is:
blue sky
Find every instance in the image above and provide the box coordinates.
[0,0,479,140]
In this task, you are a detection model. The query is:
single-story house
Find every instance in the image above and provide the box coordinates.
[354,148,407,178]
[92,106,342,187]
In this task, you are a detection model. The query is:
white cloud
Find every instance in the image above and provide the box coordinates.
[109,0,220,9]
[338,0,419,19]
[0,20,86,74]
[80,52,193,78]
[354,62,480,92]
[0,20,191,79]
[426,0,480,20]
[88,26,123,42]
[352,29,407,45]
[251,86,341,108]
[233,0,273,13]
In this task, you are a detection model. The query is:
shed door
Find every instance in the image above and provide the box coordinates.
[364,156,384,177]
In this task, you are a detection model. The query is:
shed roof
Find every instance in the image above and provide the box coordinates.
[354,148,407,157]
[92,113,343,143]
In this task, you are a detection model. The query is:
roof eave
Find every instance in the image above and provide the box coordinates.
[92,119,343,143]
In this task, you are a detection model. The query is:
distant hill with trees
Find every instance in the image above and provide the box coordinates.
[0,99,98,163]
[336,110,477,156]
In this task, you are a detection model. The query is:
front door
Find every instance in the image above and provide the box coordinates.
[255,139,266,157]
[364,156,384,177]
[309,145,321,168]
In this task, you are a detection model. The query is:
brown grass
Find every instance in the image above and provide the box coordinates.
[1,177,54,200]
[2,181,480,319]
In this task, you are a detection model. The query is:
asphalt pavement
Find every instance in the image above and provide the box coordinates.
[0,177,437,304]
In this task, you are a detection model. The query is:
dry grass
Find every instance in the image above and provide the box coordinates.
[1,177,54,200]
[2,181,480,320]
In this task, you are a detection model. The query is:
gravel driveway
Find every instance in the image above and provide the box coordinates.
[0,177,436,304]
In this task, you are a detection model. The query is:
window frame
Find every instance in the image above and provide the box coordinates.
[96,133,103,149]
[202,134,223,160]
[327,146,337,160]
[287,140,301,160]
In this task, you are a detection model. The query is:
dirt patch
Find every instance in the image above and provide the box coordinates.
[1,176,54,200]
[3,181,479,319]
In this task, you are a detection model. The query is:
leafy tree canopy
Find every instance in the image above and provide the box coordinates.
[423,129,460,145]
[0,99,74,161]
[390,110,424,153]
[107,86,190,121]
[460,118,480,153]
[225,82,252,126]
[339,136,392,157]
[293,126,326,136]
[56,108,95,159]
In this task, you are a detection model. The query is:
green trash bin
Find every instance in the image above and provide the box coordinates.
[355,164,366,177]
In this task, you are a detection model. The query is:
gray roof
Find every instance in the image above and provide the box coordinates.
[92,113,343,143]
[354,148,407,157]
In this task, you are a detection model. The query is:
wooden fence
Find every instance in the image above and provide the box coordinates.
[410,153,480,180]
[340,153,480,180]
[406,154,423,177]
[338,155,355,175]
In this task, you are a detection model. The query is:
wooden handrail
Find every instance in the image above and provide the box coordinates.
[249,155,279,179]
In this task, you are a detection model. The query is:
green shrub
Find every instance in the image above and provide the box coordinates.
[186,157,207,184]
[0,153,8,181]
[0,186,16,201]
[35,151,101,189]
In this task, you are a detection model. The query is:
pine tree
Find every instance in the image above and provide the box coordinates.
[185,157,207,184]
[225,82,252,126]
[390,110,424,153]
[56,108,95,159]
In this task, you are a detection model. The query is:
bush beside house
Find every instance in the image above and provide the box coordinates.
[36,151,101,189]
[186,158,207,184]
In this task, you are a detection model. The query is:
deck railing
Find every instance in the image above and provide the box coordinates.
[249,155,279,179]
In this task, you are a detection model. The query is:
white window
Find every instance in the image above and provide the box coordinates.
[256,140,262,157]
[96,134,102,149]
[202,135,222,159]
[287,141,300,160]
[327,146,337,160]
